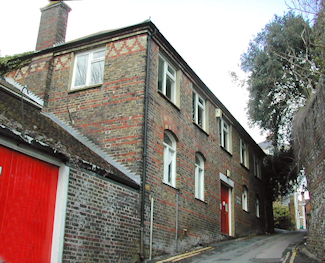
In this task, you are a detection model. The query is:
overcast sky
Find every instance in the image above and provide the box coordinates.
[0,0,292,143]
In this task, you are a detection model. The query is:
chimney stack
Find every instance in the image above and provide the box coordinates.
[36,1,71,51]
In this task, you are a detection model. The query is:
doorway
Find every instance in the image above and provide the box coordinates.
[221,183,230,235]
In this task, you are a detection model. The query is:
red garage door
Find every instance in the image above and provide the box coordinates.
[0,145,59,263]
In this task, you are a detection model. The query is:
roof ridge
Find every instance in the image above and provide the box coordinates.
[4,77,44,106]
[41,111,141,185]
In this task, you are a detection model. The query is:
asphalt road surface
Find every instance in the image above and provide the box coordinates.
[152,229,314,263]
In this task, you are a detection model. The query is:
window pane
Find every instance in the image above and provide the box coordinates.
[198,97,204,105]
[164,133,172,147]
[193,93,196,122]
[168,162,172,183]
[158,57,164,92]
[195,156,200,165]
[197,171,201,195]
[224,131,228,149]
[198,107,203,127]
[168,65,175,76]
[93,50,105,59]
[90,60,104,85]
[166,76,174,100]
[74,54,89,86]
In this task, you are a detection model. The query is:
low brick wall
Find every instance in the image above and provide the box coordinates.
[293,86,325,260]
[63,167,140,263]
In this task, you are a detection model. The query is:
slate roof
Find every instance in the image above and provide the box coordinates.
[0,77,140,189]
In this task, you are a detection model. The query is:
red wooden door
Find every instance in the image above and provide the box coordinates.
[221,184,229,235]
[0,145,59,263]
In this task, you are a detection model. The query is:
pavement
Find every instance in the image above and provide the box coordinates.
[145,229,323,263]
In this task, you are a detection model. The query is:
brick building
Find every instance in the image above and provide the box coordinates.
[0,77,140,262]
[4,2,270,261]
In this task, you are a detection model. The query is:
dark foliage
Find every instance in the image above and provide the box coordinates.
[241,12,316,147]
[263,147,298,201]
[0,52,33,76]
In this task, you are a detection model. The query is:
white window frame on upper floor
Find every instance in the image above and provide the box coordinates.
[240,139,249,168]
[220,118,230,152]
[242,186,248,212]
[71,47,106,90]
[256,196,260,218]
[158,55,177,103]
[163,131,177,188]
[195,153,205,201]
[193,91,206,130]
[253,154,262,179]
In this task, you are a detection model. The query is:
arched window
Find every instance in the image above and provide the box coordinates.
[195,153,205,201]
[163,131,177,187]
[256,195,260,218]
[242,186,248,211]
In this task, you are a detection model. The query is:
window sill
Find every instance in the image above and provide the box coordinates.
[193,122,209,136]
[243,209,250,214]
[162,181,178,190]
[240,163,250,171]
[68,83,102,93]
[158,90,180,111]
[254,175,263,181]
[220,145,232,157]
[195,197,207,204]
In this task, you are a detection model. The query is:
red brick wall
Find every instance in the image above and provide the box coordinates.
[36,2,71,51]
[6,54,53,101]
[142,40,267,256]
[48,35,147,175]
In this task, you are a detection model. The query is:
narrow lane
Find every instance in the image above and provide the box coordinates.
[153,230,307,263]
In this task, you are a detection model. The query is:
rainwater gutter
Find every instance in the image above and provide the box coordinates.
[140,28,157,260]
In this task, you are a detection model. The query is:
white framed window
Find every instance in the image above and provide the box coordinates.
[240,139,249,168]
[163,131,177,187]
[242,186,248,211]
[220,118,230,151]
[195,153,205,201]
[253,155,262,179]
[256,196,260,218]
[158,55,176,103]
[193,91,206,130]
[71,48,106,90]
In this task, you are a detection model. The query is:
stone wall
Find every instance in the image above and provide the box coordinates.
[293,85,325,260]
[63,167,140,263]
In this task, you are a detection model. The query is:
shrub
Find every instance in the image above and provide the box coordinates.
[273,203,295,230]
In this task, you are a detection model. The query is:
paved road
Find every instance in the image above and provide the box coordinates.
[152,230,314,263]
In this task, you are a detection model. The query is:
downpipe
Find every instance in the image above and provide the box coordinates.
[175,190,180,252]
[139,28,157,261]
[149,196,154,260]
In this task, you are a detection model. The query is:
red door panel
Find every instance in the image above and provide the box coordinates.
[0,145,59,263]
[221,184,229,235]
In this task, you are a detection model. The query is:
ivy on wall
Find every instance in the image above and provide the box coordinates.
[0,51,33,75]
